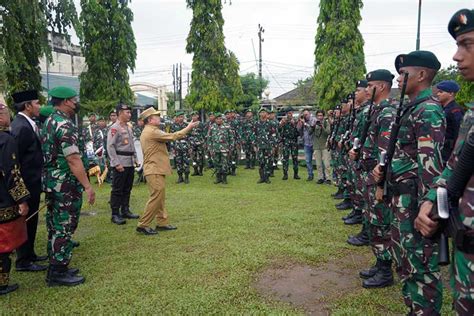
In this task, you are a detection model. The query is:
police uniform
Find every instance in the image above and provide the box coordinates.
[107,104,139,225]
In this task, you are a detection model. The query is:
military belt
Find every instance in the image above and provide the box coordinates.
[116,151,134,156]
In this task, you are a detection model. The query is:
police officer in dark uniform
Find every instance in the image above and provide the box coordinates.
[435,80,465,163]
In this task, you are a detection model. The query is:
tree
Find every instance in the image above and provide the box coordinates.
[79,0,136,114]
[434,65,474,108]
[185,0,243,112]
[0,1,79,104]
[239,72,268,109]
[313,0,366,110]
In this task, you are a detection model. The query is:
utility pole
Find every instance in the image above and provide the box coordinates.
[179,63,183,110]
[416,0,422,50]
[258,24,264,99]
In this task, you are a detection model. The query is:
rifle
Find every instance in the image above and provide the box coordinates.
[378,73,409,195]
[341,93,356,149]
[431,129,474,264]
[352,87,376,159]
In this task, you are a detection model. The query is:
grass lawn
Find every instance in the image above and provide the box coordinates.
[1,167,454,314]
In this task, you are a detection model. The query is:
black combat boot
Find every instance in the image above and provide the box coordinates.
[0,256,18,296]
[331,187,343,198]
[269,169,274,177]
[121,207,139,219]
[342,208,356,221]
[0,284,19,295]
[176,173,184,184]
[360,261,379,279]
[250,160,256,169]
[336,198,353,210]
[344,209,363,225]
[265,173,271,184]
[230,167,236,176]
[222,173,228,184]
[282,170,288,180]
[346,228,369,246]
[198,166,204,176]
[257,168,265,184]
[111,209,126,225]
[46,265,85,287]
[191,166,199,176]
[362,259,393,288]
[293,169,301,179]
[245,161,251,169]
[184,173,190,184]
[214,173,222,184]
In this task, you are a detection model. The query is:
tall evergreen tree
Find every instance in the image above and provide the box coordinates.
[185,0,243,112]
[0,0,79,103]
[79,0,136,113]
[313,0,366,109]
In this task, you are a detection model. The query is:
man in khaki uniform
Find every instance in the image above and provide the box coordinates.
[136,108,199,235]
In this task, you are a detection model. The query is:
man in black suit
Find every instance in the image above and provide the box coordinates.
[10,90,47,272]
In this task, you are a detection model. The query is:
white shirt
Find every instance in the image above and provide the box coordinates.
[18,112,38,134]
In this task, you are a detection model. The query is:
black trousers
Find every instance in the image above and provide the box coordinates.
[110,167,134,213]
[15,185,41,266]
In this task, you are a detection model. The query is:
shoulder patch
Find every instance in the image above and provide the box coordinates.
[111,128,117,137]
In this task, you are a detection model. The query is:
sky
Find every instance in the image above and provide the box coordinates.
[73,0,474,98]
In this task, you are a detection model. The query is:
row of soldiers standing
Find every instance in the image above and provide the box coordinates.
[326,8,474,315]
[162,108,300,185]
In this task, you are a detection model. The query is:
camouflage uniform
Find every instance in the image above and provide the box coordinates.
[189,121,205,176]
[41,109,85,267]
[388,89,445,314]
[241,116,256,169]
[205,120,215,168]
[269,117,280,172]
[279,117,299,178]
[132,124,144,141]
[170,122,191,179]
[359,100,396,287]
[425,104,474,315]
[208,121,233,183]
[229,118,242,175]
[254,118,273,183]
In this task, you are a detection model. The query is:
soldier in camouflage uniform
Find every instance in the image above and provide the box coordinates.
[334,98,352,210]
[132,118,144,141]
[241,109,256,169]
[229,110,242,176]
[205,112,216,169]
[93,116,107,172]
[416,11,474,315]
[208,113,233,184]
[170,111,191,183]
[254,108,273,184]
[350,70,396,288]
[268,110,280,176]
[373,51,445,315]
[279,109,300,180]
[41,86,95,287]
[189,111,205,176]
[0,102,30,295]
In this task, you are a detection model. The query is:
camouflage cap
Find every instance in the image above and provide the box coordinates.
[448,9,474,39]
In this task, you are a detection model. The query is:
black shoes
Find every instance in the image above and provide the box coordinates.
[347,230,370,246]
[316,179,325,184]
[177,174,184,184]
[136,227,158,235]
[122,210,139,219]
[184,173,190,184]
[32,254,48,262]
[0,284,19,295]
[306,175,314,181]
[325,179,332,184]
[222,174,228,184]
[156,225,177,231]
[293,171,301,180]
[336,199,353,210]
[362,260,394,288]
[360,263,379,279]
[331,188,343,197]
[344,210,363,225]
[46,265,85,287]
[111,214,126,225]
[214,173,222,184]
[16,263,48,272]
[72,240,80,248]
[191,167,199,176]
[282,171,288,180]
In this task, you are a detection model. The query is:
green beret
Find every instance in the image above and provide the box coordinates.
[96,115,105,121]
[366,69,395,83]
[356,80,368,88]
[49,86,77,99]
[224,110,231,114]
[448,9,474,39]
[190,111,199,116]
[245,108,253,113]
[395,50,441,74]
[39,105,54,117]
[208,111,215,116]
[88,112,97,117]
[214,112,222,117]
[175,111,185,117]
[258,108,268,113]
